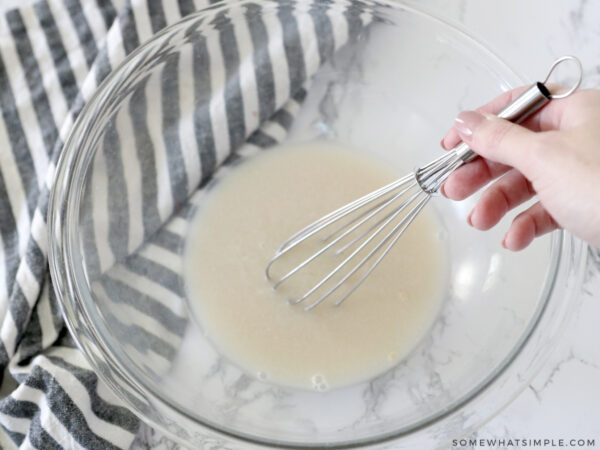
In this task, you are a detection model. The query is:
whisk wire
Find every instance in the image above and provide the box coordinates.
[321,190,403,242]
[304,192,430,311]
[265,174,414,280]
[289,188,424,307]
[267,151,460,309]
[417,152,462,193]
[281,175,413,248]
[331,194,431,308]
[272,181,417,289]
[334,185,422,255]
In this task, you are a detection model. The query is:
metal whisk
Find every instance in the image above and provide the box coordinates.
[266,56,582,310]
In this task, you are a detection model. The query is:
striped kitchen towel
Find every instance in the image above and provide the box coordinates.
[0,0,374,448]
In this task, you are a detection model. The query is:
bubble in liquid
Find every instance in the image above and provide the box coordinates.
[311,374,324,384]
[311,374,328,391]
[256,371,268,381]
[316,382,329,392]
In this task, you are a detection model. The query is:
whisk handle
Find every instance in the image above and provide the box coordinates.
[454,55,583,163]
[454,82,551,163]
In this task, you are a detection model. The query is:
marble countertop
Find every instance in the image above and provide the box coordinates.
[134,0,600,448]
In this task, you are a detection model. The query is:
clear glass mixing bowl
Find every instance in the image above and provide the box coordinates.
[48,0,587,448]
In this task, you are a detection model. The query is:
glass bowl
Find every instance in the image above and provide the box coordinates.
[48,0,587,448]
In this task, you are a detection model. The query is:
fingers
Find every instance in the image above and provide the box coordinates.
[441,87,529,150]
[468,169,536,230]
[502,202,559,251]
[437,83,576,252]
[452,111,542,179]
[441,159,510,200]
[441,83,576,150]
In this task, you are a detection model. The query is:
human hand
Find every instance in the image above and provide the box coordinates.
[440,88,600,250]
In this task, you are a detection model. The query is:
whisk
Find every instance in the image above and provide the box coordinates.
[266,56,583,311]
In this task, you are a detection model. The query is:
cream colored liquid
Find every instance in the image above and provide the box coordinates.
[185,142,447,391]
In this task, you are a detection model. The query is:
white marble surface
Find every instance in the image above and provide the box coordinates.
[133,0,600,448]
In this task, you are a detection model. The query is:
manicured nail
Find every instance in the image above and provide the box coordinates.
[454,111,486,138]
[467,211,473,226]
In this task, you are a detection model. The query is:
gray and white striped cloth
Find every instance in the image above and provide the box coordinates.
[0,0,375,447]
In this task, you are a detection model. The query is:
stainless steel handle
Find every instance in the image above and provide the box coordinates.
[454,82,551,162]
[453,55,583,163]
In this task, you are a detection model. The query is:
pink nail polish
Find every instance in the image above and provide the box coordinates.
[454,111,485,138]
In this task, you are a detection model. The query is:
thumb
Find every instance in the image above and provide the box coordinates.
[454,110,542,178]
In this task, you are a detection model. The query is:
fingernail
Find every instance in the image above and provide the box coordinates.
[454,111,486,138]
[440,138,446,149]
[440,183,447,197]
[467,211,473,226]
[501,236,507,248]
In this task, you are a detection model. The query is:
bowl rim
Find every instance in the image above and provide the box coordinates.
[47,0,589,448]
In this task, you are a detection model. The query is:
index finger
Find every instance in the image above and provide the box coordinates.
[441,83,570,150]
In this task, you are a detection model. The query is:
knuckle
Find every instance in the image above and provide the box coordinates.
[495,185,512,211]
[482,183,510,214]
[513,208,530,224]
